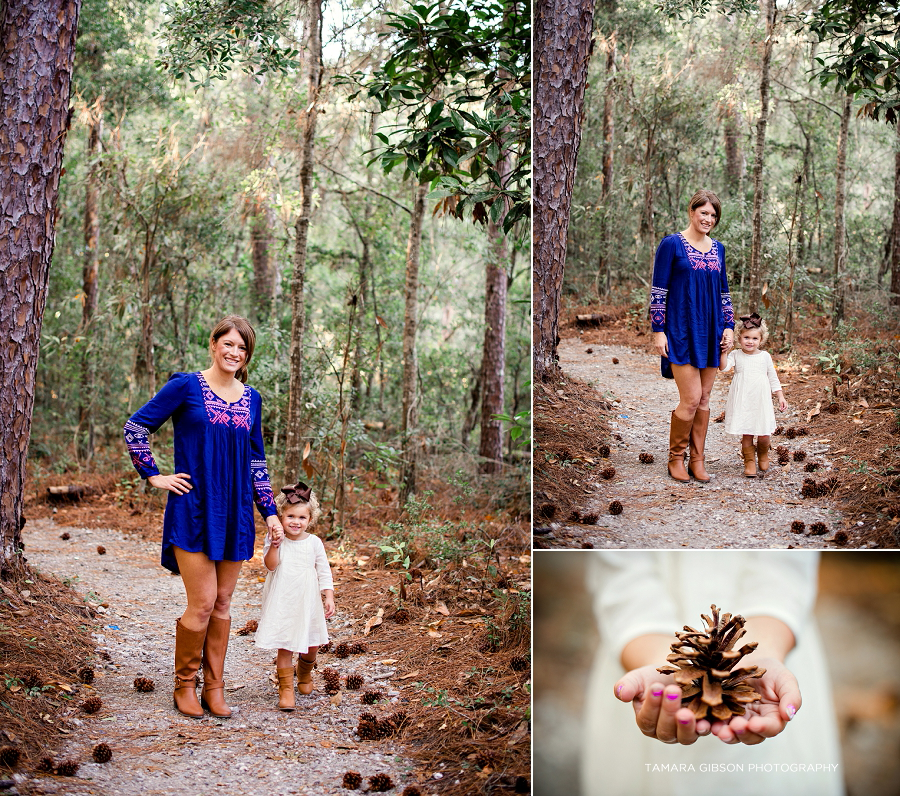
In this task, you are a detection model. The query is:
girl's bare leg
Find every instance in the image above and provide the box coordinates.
[276,648,293,668]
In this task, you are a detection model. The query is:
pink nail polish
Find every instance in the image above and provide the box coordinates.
[787,704,796,720]
[616,684,623,696]
[678,717,691,725]
[734,727,745,734]
[651,689,663,697]
[666,692,680,700]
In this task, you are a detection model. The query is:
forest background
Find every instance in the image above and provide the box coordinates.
[533,0,900,542]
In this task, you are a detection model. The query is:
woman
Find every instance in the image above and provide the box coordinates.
[649,189,734,483]
[123,315,282,718]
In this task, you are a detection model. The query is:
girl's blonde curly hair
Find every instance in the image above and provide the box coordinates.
[736,314,769,347]
[275,489,322,529]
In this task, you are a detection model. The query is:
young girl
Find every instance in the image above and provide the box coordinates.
[719,313,788,477]
[254,482,335,710]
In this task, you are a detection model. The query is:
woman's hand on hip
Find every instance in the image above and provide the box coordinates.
[147,473,192,494]
[653,332,669,358]
[614,664,711,745]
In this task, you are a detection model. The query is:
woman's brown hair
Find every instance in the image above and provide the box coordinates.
[688,189,722,228]
[209,315,256,384]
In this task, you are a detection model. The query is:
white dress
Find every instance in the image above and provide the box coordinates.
[723,349,782,436]
[580,552,844,796]
[254,533,333,653]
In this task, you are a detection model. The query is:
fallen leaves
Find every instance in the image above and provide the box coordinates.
[364,608,384,635]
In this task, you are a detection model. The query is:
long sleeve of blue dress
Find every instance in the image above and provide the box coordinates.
[123,373,191,478]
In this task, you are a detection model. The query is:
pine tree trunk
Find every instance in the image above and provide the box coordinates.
[283,0,322,483]
[890,122,900,307]
[78,112,102,462]
[832,92,851,328]
[250,198,275,323]
[748,0,775,312]
[399,183,427,503]
[597,31,616,297]
[478,220,507,473]
[0,0,82,579]
[533,0,595,380]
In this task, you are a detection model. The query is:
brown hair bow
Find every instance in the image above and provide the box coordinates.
[281,482,312,503]
[739,313,762,329]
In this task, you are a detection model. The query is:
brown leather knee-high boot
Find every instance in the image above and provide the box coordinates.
[688,408,711,483]
[174,619,206,718]
[668,411,693,483]
[742,439,758,477]
[200,616,232,717]
[295,653,316,696]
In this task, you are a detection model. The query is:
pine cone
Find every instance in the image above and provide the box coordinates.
[91,743,112,764]
[580,512,598,525]
[360,712,377,723]
[349,642,367,654]
[375,719,396,738]
[804,461,820,472]
[822,476,838,493]
[785,427,797,439]
[809,522,827,535]
[609,501,623,516]
[36,756,55,773]
[319,642,331,653]
[776,445,789,455]
[56,759,80,777]
[773,426,783,435]
[342,770,363,789]
[556,447,572,461]
[346,673,364,690]
[568,510,581,522]
[388,710,408,730]
[793,450,807,462]
[827,403,840,414]
[639,452,655,464]
[581,541,594,549]
[356,717,380,740]
[474,751,495,769]
[510,655,529,672]
[586,347,593,354]
[537,503,556,520]
[368,773,395,792]
[392,608,410,624]
[334,642,351,658]
[790,521,805,534]
[0,746,21,769]
[832,530,849,545]
[20,668,42,689]
[133,676,154,692]
[778,452,790,466]
[82,696,102,714]
[796,426,809,436]
[323,667,341,695]
[801,479,818,498]
[656,605,765,722]
[598,444,611,458]
[77,666,95,684]
[236,619,258,636]
[402,787,422,796]
[60,532,71,540]
[612,357,619,364]
[96,545,106,555]
[362,689,384,705]
[601,467,616,480]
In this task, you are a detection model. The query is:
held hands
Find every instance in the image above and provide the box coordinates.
[266,515,284,547]
[614,658,800,746]
[147,473,192,495]
[720,329,734,353]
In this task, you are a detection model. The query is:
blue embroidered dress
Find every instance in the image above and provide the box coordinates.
[123,372,277,574]
[649,233,735,376]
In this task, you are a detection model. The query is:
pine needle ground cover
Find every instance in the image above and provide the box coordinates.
[0,570,98,768]
[20,468,531,794]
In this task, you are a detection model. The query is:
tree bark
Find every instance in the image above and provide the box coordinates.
[533,0,595,380]
[832,92,852,328]
[0,0,82,579]
[399,183,427,503]
[478,219,507,473]
[78,110,102,462]
[597,31,616,297]
[250,196,275,324]
[283,0,323,483]
[748,0,776,312]
[890,122,900,306]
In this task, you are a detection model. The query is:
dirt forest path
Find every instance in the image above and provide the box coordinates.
[22,517,414,796]
[543,339,863,549]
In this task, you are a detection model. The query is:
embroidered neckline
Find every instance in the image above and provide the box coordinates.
[196,371,248,405]
[677,232,715,255]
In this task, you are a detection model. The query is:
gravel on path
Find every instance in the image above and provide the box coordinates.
[542,340,861,549]
[19,518,417,796]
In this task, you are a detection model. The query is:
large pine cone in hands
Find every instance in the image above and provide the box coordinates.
[657,604,765,722]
